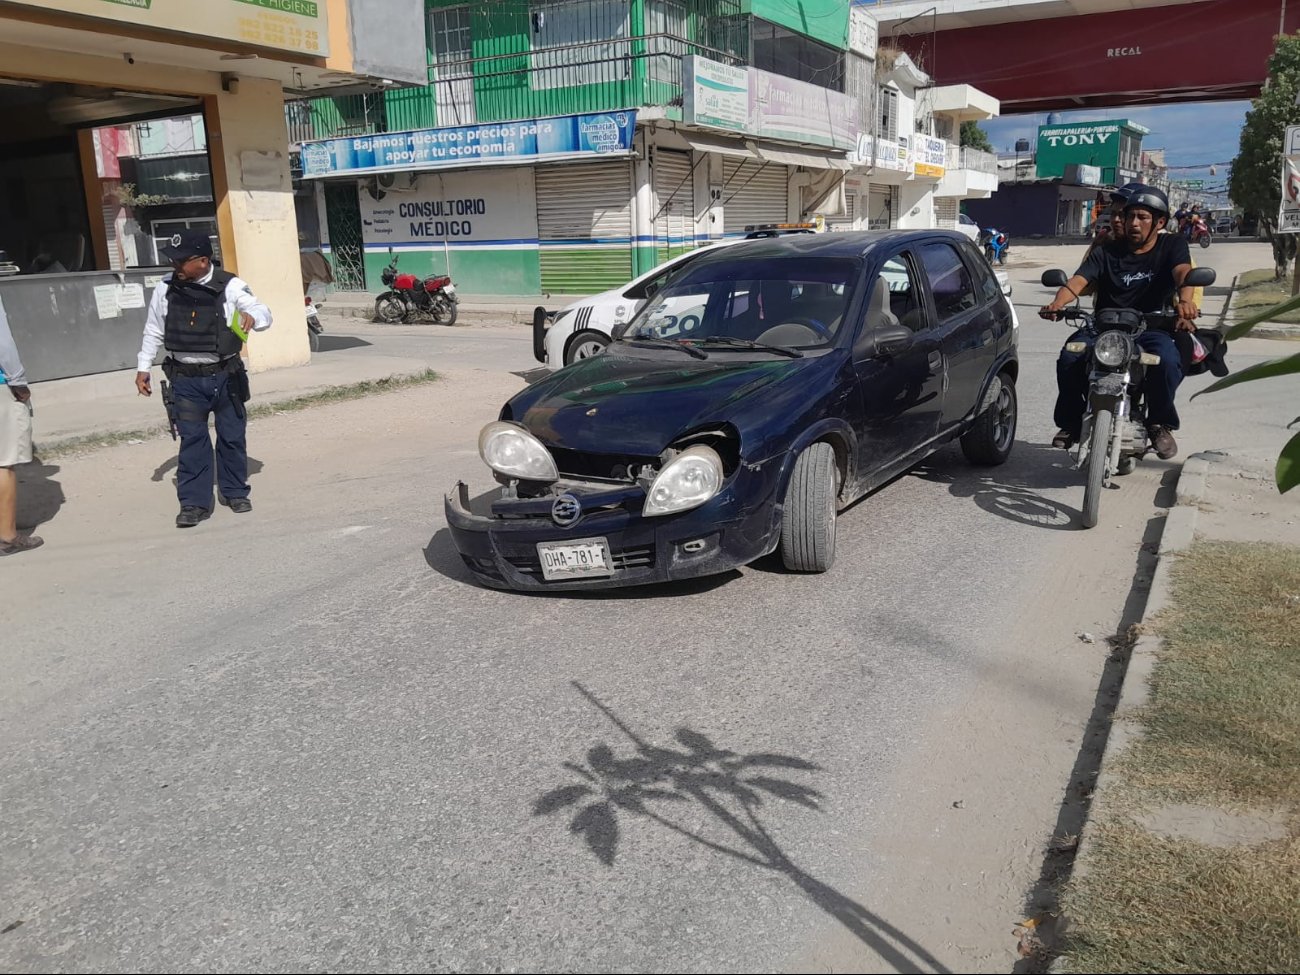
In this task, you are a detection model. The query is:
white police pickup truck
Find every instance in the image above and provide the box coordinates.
[531,230,1016,369]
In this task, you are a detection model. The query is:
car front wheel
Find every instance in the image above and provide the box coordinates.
[960,374,1017,465]
[780,442,838,572]
[565,330,610,365]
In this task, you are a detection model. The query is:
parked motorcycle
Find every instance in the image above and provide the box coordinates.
[1041,266,1215,528]
[979,227,1009,265]
[305,294,324,352]
[374,252,459,325]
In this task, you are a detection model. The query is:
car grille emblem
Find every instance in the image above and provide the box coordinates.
[551,493,581,527]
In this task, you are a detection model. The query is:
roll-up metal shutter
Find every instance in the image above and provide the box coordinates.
[934,197,958,229]
[722,159,788,234]
[867,183,899,230]
[536,161,632,294]
[824,193,856,232]
[652,149,695,263]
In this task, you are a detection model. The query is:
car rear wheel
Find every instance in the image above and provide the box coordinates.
[565,330,610,365]
[960,374,1017,465]
[780,442,838,573]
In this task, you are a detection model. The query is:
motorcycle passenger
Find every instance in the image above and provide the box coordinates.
[1039,184,1198,461]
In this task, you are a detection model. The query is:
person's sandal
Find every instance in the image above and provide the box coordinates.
[0,534,44,556]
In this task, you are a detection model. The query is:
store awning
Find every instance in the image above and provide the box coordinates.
[754,145,852,171]
[680,132,756,159]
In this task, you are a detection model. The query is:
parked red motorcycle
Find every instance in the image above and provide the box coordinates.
[374,252,459,324]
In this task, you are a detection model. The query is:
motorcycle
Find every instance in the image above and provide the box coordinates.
[374,252,459,325]
[979,227,1009,265]
[305,294,324,352]
[1041,266,1215,528]
[1188,220,1212,249]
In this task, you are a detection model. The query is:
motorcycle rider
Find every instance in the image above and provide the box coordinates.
[1039,184,1198,461]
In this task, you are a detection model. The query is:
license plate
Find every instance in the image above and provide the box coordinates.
[443,283,456,295]
[537,537,611,580]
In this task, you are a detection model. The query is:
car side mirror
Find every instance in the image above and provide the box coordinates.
[1041,269,1069,288]
[871,322,914,358]
[1184,267,1216,287]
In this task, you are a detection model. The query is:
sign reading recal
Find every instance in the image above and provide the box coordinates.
[6,0,328,56]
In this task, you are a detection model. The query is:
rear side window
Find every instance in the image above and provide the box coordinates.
[917,242,978,323]
[962,242,1003,303]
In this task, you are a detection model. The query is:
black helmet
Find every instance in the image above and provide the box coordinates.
[1110,181,1145,205]
[1123,184,1170,220]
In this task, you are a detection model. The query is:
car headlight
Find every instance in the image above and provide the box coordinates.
[1094,330,1132,369]
[643,445,723,517]
[478,421,558,481]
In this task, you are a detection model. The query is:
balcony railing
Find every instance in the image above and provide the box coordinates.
[287,35,747,143]
[945,144,997,174]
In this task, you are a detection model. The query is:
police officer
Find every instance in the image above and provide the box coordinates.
[135,229,272,527]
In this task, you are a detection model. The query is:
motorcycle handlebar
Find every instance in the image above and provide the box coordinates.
[1049,306,1179,325]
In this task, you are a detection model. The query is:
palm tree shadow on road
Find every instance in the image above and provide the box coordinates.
[532,682,952,974]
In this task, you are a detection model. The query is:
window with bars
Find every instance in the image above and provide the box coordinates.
[751,18,845,92]
[529,0,631,91]
[429,5,475,125]
[646,0,689,87]
[878,85,898,142]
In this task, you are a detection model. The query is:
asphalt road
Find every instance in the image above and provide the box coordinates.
[2,240,1293,973]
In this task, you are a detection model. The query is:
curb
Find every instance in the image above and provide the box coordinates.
[1050,451,1215,971]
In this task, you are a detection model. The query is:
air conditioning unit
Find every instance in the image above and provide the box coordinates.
[377,170,419,192]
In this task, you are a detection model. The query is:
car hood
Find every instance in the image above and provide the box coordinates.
[557,284,622,315]
[509,352,823,455]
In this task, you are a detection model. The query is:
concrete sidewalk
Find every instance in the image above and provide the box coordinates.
[28,351,439,449]
[321,290,583,323]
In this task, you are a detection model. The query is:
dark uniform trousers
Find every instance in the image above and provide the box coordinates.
[172,363,248,510]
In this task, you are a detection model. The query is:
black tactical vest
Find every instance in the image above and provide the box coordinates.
[163,269,243,357]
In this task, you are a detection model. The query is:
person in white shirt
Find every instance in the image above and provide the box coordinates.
[135,230,271,528]
[0,294,41,555]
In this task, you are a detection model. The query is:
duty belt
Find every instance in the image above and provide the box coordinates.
[163,356,241,378]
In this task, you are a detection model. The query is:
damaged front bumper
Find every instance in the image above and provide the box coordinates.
[444,472,781,591]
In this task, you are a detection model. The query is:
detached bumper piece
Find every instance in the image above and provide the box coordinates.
[443,479,773,591]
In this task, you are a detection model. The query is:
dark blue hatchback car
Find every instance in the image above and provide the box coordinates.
[446,231,1018,590]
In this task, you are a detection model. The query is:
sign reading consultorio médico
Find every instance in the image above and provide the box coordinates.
[10,0,327,55]
[359,169,539,248]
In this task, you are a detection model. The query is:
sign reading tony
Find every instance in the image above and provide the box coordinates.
[301,112,637,178]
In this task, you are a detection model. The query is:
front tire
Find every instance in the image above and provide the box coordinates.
[1081,408,1114,529]
[960,375,1017,465]
[780,442,838,572]
[375,293,406,324]
[1199,236,1211,249]
[565,330,610,365]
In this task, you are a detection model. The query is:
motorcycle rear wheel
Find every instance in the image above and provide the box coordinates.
[430,299,458,326]
[1082,408,1113,529]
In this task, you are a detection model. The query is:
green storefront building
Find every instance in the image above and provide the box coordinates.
[1034,118,1148,187]
[293,0,871,296]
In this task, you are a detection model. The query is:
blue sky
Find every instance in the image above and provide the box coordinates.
[979,100,1248,197]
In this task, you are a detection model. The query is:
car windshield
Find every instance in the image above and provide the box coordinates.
[614,256,859,352]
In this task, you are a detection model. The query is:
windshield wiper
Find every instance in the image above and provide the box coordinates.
[624,336,709,359]
[692,337,804,358]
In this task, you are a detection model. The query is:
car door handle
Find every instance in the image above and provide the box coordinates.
[928,351,943,371]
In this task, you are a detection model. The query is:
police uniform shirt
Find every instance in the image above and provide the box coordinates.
[137,267,273,372]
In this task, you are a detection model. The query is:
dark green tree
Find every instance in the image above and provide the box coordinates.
[960,120,993,153]
[1229,33,1300,278]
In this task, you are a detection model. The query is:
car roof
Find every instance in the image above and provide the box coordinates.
[683,229,976,266]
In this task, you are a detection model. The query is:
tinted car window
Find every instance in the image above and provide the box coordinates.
[962,242,1002,303]
[619,256,859,348]
[918,242,978,324]
[879,255,926,332]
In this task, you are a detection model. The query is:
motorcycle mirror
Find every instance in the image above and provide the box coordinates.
[1041,269,1069,288]
[1184,267,1216,287]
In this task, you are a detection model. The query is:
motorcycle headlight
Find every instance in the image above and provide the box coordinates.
[478,421,558,482]
[1094,330,1133,369]
[643,446,724,517]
